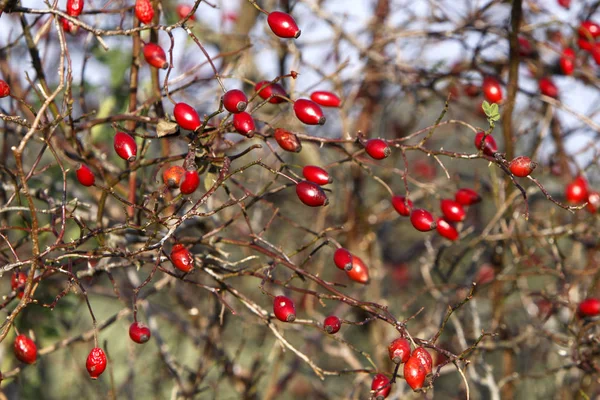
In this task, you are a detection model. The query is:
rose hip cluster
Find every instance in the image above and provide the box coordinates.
[564,175,600,213]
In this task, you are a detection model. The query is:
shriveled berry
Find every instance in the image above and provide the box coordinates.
[388,337,411,364]
[310,91,341,108]
[176,4,195,20]
[222,89,247,114]
[232,112,255,137]
[170,244,194,273]
[293,99,326,125]
[371,374,391,399]
[76,164,95,186]
[365,139,391,160]
[255,80,287,104]
[410,209,436,232]
[11,271,27,298]
[509,156,537,177]
[162,165,185,188]
[0,79,10,98]
[180,170,200,195]
[482,76,503,103]
[174,102,201,131]
[412,347,433,374]
[455,188,481,206]
[333,248,353,271]
[273,295,296,322]
[346,255,369,284]
[404,355,427,390]
[578,298,600,317]
[143,43,168,69]
[474,132,498,156]
[67,0,84,17]
[296,181,328,207]
[440,199,466,222]
[14,334,37,364]
[267,11,301,39]
[587,191,600,213]
[391,195,413,216]
[274,128,302,152]
[436,218,459,241]
[114,131,137,162]
[539,77,558,98]
[565,176,588,204]
[86,347,107,379]
[559,48,575,76]
[129,322,151,344]
[323,315,341,334]
[135,0,154,24]
[302,165,331,185]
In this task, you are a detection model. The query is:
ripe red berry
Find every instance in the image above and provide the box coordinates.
[180,170,200,195]
[222,89,247,114]
[578,298,600,317]
[66,0,84,17]
[174,102,201,131]
[518,36,533,57]
[273,295,296,322]
[323,315,341,334]
[162,165,185,189]
[114,131,137,162]
[293,99,326,125]
[578,21,600,40]
[176,4,195,20]
[170,244,194,273]
[587,191,600,213]
[274,128,302,152]
[592,44,600,65]
[135,0,154,24]
[365,139,391,160]
[436,218,459,241]
[346,255,370,284]
[371,374,391,399]
[391,195,413,216]
[404,355,427,391]
[129,321,151,344]
[565,176,588,204]
[509,156,537,177]
[267,11,301,39]
[410,209,437,232]
[76,164,95,186]
[557,0,570,9]
[412,347,433,374]
[11,271,27,298]
[440,199,466,222]
[388,337,411,364]
[61,17,79,35]
[14,334,37,364]
[482,77,503,103]
[255,81,287,104]
[296,181,328,207]
[539,77,558,98]
[333,248,353,271]
[474,132,498,156]
[86,347,107,379]
[143,43,168,69]
[559,48,575,76]
[310,91,341,108]
[232,112,255,137]
[578,37,595,52]
[0,79,10,98]
[302,165,332,185]
[455,188,481,206]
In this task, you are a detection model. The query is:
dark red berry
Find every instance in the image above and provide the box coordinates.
[143,43,168,69]
[135,0,154,24]
[482,77,502,103]
[67,0,84,17]
[170,244,194,273]
[518,36,533,57]
[565,176,588,204]
[267,11,301,39]
[232,112,255,137]
[129,321,151,344]
[410,209,436,232]
[509,156,537,177]
[293,99,326,125]
[14,334,37,364]
[0,79,9,98]
[222,89,247,114]
[557,0,570,9]
[296,181,328,207]
[162,165,185,189]
[365,139,391,160]
[539,77,558,98]
[174,102,201,131]
[587,191,600,213]
[559,48,575,76]
[86,347,107,379]
[76,164,95,186]
[346,255,369,284]
[176,4,195,20]
[255,80,287,104]
[11,271,27,298]
[274,128,302,152]
[371,373,391,400]
[455,188,481,206]
[273,295,296,322]
[404,355,426,390]
[333,248,353,271]
[391,195,413,216]
[436,218,459,241]
[310,91,341,108]
[474,132,498,156]
[440,199,466,222]
[180,170,200,195]
[114,131,137,162]
[578,298,600,317]
[323,315,341,334]
[302,165,331,185]
[388,337,411,364]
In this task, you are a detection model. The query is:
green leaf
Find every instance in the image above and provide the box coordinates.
[490,103,499,115]
[482,101,491,114]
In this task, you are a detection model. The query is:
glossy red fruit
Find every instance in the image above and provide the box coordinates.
[371,374,391,400]
[365,139,391,160]
[578,37,595,52]
[114,132,137,162]
[559,48,576,75]
[392,195,413,216]
[86,347,107,379]
[232,112,255,137]
[509,156,537,177]
[539,78,558,98]
[0,79,10,98]
[61,18,79,35]
[412,347,433,374]
[180,170,200,195]
[578,298,600,317]
[296,181,328,207]
[11,271,27,298]
[346,255,369,284]
[222,89,247,114]
[129,322,151,344]
[67,0,84,17]
[587,191,600,213]
[170,244,194,272]
[293,99,326,125]
[591,44,600,65]
[482,77,502,103]
[302,165,331,185]
[436,218,459,241]
[388,338,411,364]
[273,295,296,322]
[267,11,301,39]
[176,4,195,20]
[162,165,185,189]
[474,132,498,156]
[440,199,466,222]
[404,355,427,390]
[455,188,481,206]
[310,91,341,108]
[565,176,588,204]
[76,164,95,186]
[333,248,353,271]
[323,315,341,334]
[135,0,154,24]
[174,102,201,131]
[518,36,533,57]
[274,128,302,152]
[143,43,168,69]
[557,0,570,9]
[410,209,436,232]
[14,334,37,364]
[255,81,287,104]
[578,21,600,39]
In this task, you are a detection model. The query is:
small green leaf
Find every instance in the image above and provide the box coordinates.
[482,101,491,114]
[490,103,499,115]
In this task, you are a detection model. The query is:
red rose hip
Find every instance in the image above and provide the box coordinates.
[67,0,84,17]
[293,99,326,125]
[129,321,151,344]
[114,131,137,162]
[412,347,433,374]
[436,218,459,241]
[255,80,287,104]
[222,89,247,114]
[180,170,200,194]
[14,334,37,364]
[565,176,588,204]
[587,191,600,213]
[440,199,466,222]
[346,255,369,284]
[365,139,391,160]
[273,295,296,322]
[310,91,341,108]
[143,43,168,69]
[482,77,503,103]
[323,315,341,334]
[578,298,600,317]
[267,11,301,39]
[162,165,185,188]
[135,0,154,24]
[176,4,195,20]
[474,132,498,156]
[302,165,332,185]
[170,244,194,272]
[296,181,328,207]
[388,337,411,364]
[509,156,537,177]
[232,112,255,137]
[86,347,107,379]
[410,209,437,232]
[455,188,481,206]
[559,48,575,76]
[333,248,353,271]
[539,78,558,98]
[404,355,427,390]
[76,164,95,186]
[274,128,302,152]
[371,373,391,399]
[11,271,27,298]
[392,195,413,216]
[0,79,9,98]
